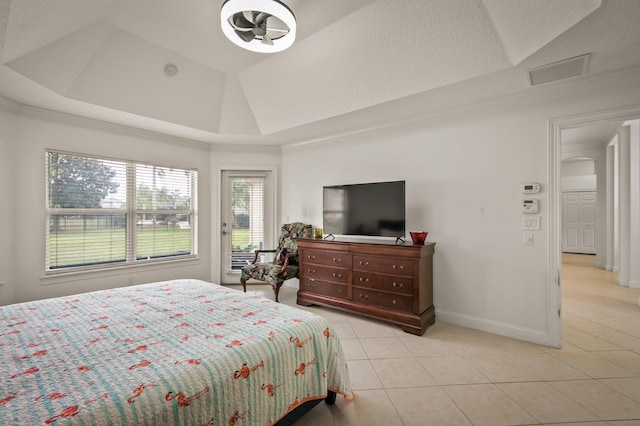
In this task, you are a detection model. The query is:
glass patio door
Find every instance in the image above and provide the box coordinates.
[220,171,274,284]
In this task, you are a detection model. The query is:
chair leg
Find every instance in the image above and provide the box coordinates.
[240,277,247,293]
[273,284,281,303]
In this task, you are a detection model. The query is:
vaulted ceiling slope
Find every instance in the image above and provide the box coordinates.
[1,0,640,145]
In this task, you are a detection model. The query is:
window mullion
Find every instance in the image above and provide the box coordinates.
[127,162,136,263]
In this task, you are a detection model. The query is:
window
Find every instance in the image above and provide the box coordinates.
[46,151,198,272]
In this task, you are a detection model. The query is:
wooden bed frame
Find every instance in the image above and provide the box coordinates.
[277,392,337,425]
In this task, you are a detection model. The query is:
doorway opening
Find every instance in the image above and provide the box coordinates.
[550,104,640,347]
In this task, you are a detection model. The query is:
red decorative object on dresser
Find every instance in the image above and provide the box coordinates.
[297,238,436,335]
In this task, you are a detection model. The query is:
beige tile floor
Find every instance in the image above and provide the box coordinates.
[233,253,640,425]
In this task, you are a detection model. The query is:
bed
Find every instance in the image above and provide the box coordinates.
[0,279,353,425]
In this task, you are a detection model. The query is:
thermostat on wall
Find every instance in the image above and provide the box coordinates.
[522,198,539,213]
[521,183,541,193]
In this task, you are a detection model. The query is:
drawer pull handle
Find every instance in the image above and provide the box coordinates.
[338,288,342,293]
[333,273,342,278]
[359,294,369,301]
[359,277,369,284]
[392,300,397,305]
[392,282,404,289]
[359,261,369,267]
[333,257,342,263]
[308,269,316,274]
[309,278,315,282]
[392,264,404,270]
[307,255,316,260]
[307,283,315,289]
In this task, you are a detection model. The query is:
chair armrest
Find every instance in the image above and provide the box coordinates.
[250,249,276,264]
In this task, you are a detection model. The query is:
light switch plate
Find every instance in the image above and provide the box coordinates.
[522,216,541,230]
[523,232,534,246]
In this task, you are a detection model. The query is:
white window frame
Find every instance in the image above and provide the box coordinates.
[45,150,198,274]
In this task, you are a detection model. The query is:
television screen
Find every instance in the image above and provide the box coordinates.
[323,180,405,238]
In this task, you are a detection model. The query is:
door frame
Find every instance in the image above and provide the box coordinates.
[548,103,640,347]
[213,164,279,285]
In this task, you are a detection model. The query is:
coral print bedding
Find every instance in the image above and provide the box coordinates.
[0,279,353,425]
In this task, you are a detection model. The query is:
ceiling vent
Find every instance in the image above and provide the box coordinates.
[528,53,590,86]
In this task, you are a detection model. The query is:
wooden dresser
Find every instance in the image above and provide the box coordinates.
[296,238,435,335]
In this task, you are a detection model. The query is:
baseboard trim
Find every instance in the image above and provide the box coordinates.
[435,308,553,347]
[595,262,605,269]
[617,278,630,287]
[629,280,640,289]
[287,280,554,346]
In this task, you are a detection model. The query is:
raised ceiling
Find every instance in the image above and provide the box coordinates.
[1,0,640,145]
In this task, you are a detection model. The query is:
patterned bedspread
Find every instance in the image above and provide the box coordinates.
[0,279,353,425]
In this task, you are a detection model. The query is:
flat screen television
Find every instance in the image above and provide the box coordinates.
[323,180,405,238]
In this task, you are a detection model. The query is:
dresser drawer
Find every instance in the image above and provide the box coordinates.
[302,265,348,285]
[302,250,352,268]
[353,255,413,277]
[353,288,413,312]
[296,239,435,336]
[300,278,349,300]
[352,271,413,295]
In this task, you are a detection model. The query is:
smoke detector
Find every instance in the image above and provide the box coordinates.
[164,63,178,77]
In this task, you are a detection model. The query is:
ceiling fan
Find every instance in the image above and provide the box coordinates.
[221,0,297,53]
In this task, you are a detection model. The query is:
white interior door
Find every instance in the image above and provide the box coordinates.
[220,171,274,284]
[562,191,596,254]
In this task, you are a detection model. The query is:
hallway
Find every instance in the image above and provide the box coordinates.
[562,253,640,353]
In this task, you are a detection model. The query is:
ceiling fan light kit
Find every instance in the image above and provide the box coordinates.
[220,0,296,53]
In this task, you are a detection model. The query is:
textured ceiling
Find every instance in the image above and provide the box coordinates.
[1,0,640,145]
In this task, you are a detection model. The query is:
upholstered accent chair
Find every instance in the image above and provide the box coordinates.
[240,222,313,302]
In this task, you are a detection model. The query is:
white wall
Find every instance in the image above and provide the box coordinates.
[561,158,597,193]
[281,73,640,346]
[561,175,597,192]
[3,107,212,303]
[629,120,640,287]
[0,101,17,305]
[562,159,595,176]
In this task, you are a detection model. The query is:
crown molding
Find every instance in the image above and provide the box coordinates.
[13,101,212,151]
[0,96,19,112]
